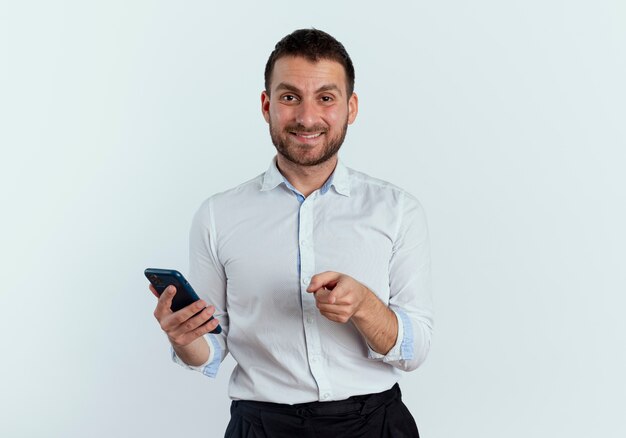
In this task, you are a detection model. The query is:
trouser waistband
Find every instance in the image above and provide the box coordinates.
[232,383,402,418]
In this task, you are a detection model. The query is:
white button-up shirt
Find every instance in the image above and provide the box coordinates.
[174,157,433,404]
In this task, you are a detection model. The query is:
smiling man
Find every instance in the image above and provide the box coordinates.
[263,55,357,169]
[151,29,432,437]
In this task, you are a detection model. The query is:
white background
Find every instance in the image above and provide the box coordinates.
[1,1,625,437]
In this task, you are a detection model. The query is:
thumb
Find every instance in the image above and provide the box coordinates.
[314,287,337,304]
[306,271,340,293]
[154,285,177,318]
[159,285,177,307]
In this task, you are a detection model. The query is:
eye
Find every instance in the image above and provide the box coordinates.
[280,94,299,103]
[320,95,334,103]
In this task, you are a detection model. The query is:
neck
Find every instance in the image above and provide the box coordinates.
[276,154,338,197]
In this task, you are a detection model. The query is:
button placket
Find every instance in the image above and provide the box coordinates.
[298,195,333,400]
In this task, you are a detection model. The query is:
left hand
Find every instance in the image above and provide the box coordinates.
[306,271,369,323]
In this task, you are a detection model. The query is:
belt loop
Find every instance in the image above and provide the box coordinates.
[395,382,402,398]
[361,384,399,415]
[358,400,368,415]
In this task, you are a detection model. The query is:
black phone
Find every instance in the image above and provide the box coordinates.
[144,268,222,334]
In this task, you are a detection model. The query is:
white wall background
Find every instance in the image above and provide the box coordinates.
[1,1,624,437]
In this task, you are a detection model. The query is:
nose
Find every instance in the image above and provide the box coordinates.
[295,99,318,128]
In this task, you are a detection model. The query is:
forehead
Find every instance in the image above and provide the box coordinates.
[270,56,348,94]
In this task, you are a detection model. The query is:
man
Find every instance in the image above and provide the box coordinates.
[151,29,432,437]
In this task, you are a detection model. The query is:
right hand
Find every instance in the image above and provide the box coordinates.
[151,285,220,348]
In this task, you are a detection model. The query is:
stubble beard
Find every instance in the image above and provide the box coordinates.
[269,120,348,167]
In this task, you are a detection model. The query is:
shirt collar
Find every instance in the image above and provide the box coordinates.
[260,156,351,197]
[260,157,285,192]
[329,159,351,197]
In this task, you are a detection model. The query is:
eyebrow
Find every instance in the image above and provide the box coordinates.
[274,82,343,97]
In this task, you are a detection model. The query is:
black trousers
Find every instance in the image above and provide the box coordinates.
[224,384,419,438]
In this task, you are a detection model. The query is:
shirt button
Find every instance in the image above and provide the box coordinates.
[302,277,311,286]
[311,357,318,363]
[306,316,314,324]
[322,393,330,400]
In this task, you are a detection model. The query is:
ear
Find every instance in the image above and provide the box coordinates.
[261,91,271,123]
[347,92,358,125]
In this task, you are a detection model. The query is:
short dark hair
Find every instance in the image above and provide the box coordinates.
[264,28,355,97]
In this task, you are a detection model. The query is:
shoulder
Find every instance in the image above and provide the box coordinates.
[196,173,265,211]
[346,166,424,210]
[191,173,266,230]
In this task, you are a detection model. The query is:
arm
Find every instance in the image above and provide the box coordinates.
[306,274,398,355]
[180,197,230,376]
[158,197,229,377]
[308,193,432,371]
[384,193,432,370]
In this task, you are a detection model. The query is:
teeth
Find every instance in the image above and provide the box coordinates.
[299,133,322,139]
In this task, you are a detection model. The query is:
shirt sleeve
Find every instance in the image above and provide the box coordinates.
[368,192,433,371]
[170,197,229,377]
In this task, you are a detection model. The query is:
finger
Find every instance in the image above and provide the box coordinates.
[170,305,216,337]
[149,285,159,298]
[307,271,340,293]
[173,317,221,347]
[318,309,349,324]
[167,299,208,328]
[314,287,336,304]
[154,286,177,319]
[316,302,349,315]
[199,315,220,335]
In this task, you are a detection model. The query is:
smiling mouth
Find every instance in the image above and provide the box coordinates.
[291,132,324,140]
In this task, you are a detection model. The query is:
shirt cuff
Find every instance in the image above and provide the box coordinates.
[367,309,414,362]
[171,334,222,378]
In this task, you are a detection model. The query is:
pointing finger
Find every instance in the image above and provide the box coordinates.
[307,271,340,293]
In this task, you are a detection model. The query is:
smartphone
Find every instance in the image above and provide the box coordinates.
[144,268,222,334]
